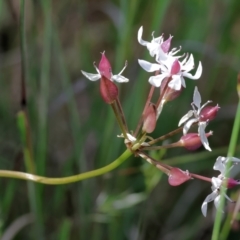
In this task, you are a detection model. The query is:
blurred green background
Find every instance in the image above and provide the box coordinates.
[0,0,240,239]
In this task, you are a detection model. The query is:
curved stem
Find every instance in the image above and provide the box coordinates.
[0,149,132,185]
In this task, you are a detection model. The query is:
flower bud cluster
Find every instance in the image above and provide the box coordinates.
[80,25,239,219]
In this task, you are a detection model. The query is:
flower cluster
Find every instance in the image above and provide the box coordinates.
[138,26,202,91]
[80,26,240,219]
[201,156,240,217]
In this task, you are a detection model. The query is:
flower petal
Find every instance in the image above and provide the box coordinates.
[199,122,211,151]
[138,59,160,72]
[183,118,198,135]
[183,61,202,80]
[168,75,181,90]
[201,190,218,217]
[81,71,100,81]
[137,26,149,46]
[149,74,168,87]
[181,54,194,72]
[178,110,194,126]
[193,86,201,109]
[212,177,222,189]
[112,74,129,83]
[213,156,226,175]
[214,195,221,210]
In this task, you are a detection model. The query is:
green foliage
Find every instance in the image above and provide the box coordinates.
[0,0,240,239]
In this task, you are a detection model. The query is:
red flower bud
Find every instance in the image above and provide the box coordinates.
[142,103,157,133]
[170,59,180,75]
[100,75,118,104]
[161,35,173,53]
[160,78,183,101]
[99,52,112,79]
[168,168,191,186]
[226,178,240,189]
[180,132,212,151]
[200,105,220,122]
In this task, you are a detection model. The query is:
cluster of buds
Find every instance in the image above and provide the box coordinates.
[81,26,240,217]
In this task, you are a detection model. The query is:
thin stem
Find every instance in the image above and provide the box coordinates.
[134,85,155,136]
[111,101,128,139]
[148,122,198,146]
[20,1,43,239]
[116,97,129,132]
[155,77,171,110]
[20,0,27,108]
[0,149,132,185]
[142,142,180,151]
[148,126,183,145]
[212,97,240,240]
[190,173,212,183]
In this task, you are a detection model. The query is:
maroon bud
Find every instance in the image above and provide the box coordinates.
[226,178,240,189]
[161,35,173,53]
[180,132,212,151]
[200,105,220,122]
[100,75,118,104]
[160,78,183,101]
[99,52,112,79]
[170,59,180,75]
[142,103,157,133]
[168,168,191,186]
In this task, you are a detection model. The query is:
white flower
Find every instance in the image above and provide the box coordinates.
[201,156,240,217]
[214,156,240,177]
[138,26,181,62]
[138,54,202,90]
[81,52,128,83]
[178,87,211,151]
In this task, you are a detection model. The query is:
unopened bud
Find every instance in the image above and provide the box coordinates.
[100,75,118,104]
[170,59,180,75]
[225,178,240,189]
[99,52,112,79]
[168,168,191,186]
[160,78,183,101]
[161,35,173,53]
[142,103,157,133]
[180,132,212,151]
[200,105,220,121]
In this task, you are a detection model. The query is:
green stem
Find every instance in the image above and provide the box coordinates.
[111,102,128,139]
[147,126,184,145]
[212,98,240,240]
[0,149,132,185]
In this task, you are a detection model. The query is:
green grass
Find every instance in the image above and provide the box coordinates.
[0,0,240,239]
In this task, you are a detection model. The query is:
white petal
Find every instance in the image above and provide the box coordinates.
[168,75,181,90]
[213,156,226,174]
[178,110,194,126]
[112,75,129,83]
[201,201,208,217]
[138,59,160,72]
[211,177,222,189]
[193,86,201,109]
[183,118,198,135]
[214,195,221,210]
[81,70,100,81]
[126,133,137,142]
[180,76,186,88]
[183,61,202,80]
[182,54,194,72]
[228,157,240,164]
[147,42,161,57]
[149,74,168,87]
[199,122,212,151]
[201,190,218,217]
[137,26,149,46]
